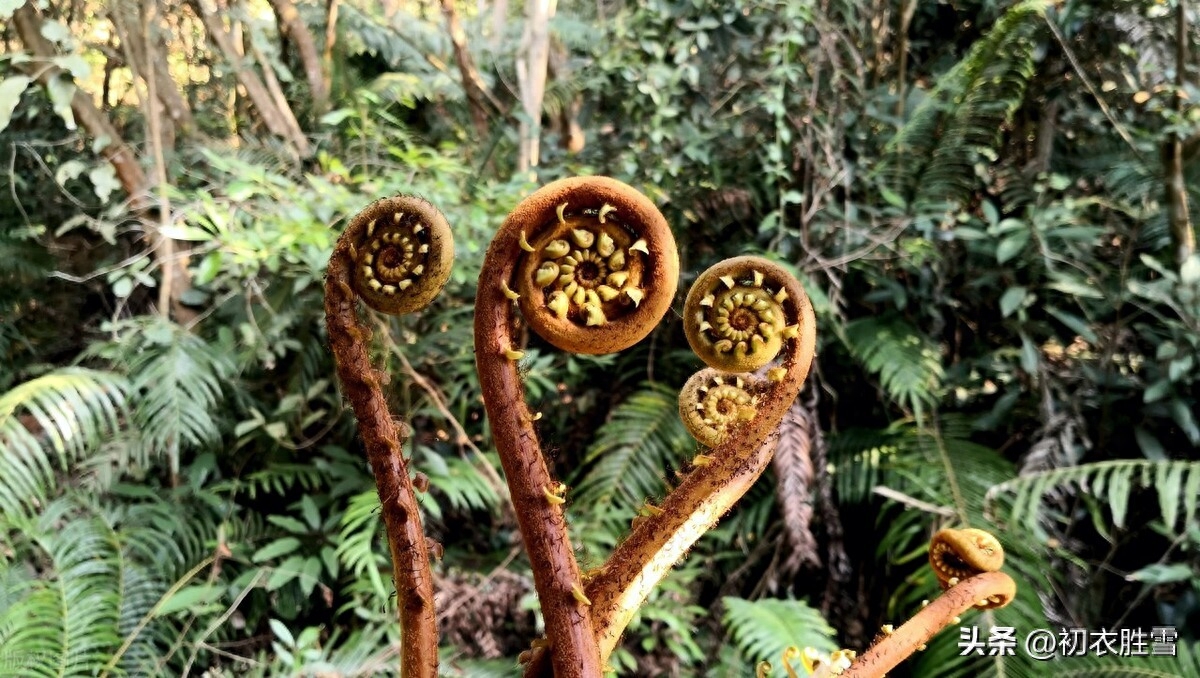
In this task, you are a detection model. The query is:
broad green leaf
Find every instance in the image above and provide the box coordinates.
[999,286,1027,317]
[39,19,71,43]
[880,186,907,208]
[54,159,87,186]
[268,619,295,647]
[45,76,76,130]
[88,163,120,202]
[0,76,32,133]
[267,515,309,534]
[300,495,320,530]
[1126,563,1193,585]
[266,555,303,590]
[156,584,224,616]
[1045,306,1098,342]
[1019,333,1039,374]
[996,230,1029,263]
[252,536,301,562]
[52,54,90,78]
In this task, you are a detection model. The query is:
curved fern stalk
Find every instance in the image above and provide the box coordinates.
[984,459,1200,533]
[0,368,129,521]
[325,195,455,678]
[476,177,680,678]
[841,529,1017,678]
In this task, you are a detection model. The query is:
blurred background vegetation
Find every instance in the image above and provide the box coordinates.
[2,0,1199,675]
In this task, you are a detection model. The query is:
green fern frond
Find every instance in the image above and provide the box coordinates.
[0,499,123,677]
[842,317,944,415]
[415,446,501,519]
[985,460,1200,533]
[573,384,694,528]
[0,368,130,520]
[336,490,389,602]
[721,597,837,667]
[126,330,230,474]
[879,0,1048,207]
[214,463,328,501]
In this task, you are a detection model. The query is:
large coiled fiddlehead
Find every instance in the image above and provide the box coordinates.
[474,176,680,678]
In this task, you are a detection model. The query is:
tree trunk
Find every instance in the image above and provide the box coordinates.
[188,0,311,157]
[1167,0,1195,265]
[547,37,583,154]
[439,0,497,136]
[268,0,328,112]
[516,0,552,174]
[323,0,340,87]
[490,0,506,48]
[109,0,195,137]
[13,1,196,323]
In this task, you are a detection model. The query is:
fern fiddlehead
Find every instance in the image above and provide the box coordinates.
[683,256,798,373]
[678,368,763,448]
[580,256,816,665]
[512,177,680,354]
[476,176,680,678]
[839,528,1017,678]
[324,195,453,678]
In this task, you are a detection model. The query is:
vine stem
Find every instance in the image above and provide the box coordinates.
[325,242,437,678]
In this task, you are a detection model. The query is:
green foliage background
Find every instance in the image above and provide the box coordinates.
[2,0,1199,676]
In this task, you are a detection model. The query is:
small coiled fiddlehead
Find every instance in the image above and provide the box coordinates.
[348,197,455,315]
[476,176,680,678]
[683,256,799,373]
[678,368,762,448]
[324,195,453,678]
[840,528,1017,678]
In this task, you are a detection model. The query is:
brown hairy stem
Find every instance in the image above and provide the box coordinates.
[522,258,816,678]
[325,197,453,678]
[588,258,816,662]
[478,176,679,678]
[841,571,1017,678]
